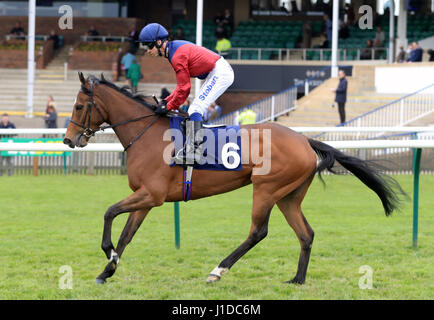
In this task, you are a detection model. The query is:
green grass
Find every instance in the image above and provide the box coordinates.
[0,174,432,300]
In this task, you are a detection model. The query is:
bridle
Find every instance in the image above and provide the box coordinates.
[70,79,161,151]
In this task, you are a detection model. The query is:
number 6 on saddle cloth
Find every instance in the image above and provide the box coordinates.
[168,116,242,200]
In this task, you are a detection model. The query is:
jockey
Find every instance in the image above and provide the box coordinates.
[138,23,234,163]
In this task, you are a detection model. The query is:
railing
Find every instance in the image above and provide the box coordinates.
[225,47,389,61]
[0,127,433,176]
[80,35,130,42]
[339,83,434,134]
[0,129,122,175]
[210,86,297,126]
[210,65,331,126]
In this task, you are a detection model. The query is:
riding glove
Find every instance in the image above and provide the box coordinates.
[154,100,169,115]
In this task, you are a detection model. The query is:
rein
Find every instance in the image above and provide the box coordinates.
[71,80,161,152]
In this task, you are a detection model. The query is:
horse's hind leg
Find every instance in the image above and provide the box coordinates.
[276,176,315,285]
[206,190,274,283]
[96,209,149,284]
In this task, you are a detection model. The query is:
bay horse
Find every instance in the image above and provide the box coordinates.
[64,73,404,285]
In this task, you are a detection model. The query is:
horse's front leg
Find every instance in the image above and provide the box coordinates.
[96,209,149,284]
[97,187,162,284]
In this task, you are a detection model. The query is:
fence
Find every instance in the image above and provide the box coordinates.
[341,83,434,130]
[0,129,122,176]
[1,127,433,175]
[224,47,389,61]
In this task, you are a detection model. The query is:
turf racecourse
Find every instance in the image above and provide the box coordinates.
[0,174,432,300]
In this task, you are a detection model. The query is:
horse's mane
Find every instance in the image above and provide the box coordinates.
[86,74,156,111]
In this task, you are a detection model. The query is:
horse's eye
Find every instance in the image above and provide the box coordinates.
[75,104,84,111]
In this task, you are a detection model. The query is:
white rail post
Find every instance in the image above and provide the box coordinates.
[64,62,68,81]
[271,96,275,122]
[400,100,404,125]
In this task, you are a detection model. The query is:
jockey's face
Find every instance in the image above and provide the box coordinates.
[147,40,164,57]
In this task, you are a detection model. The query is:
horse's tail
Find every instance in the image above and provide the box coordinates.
[308,138,406,216]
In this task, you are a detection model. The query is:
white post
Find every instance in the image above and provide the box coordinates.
[26,0,36,118]
[331,0,339,78]
[305,80,309,96]
[195,0,203,98]
[397,0,408,50]
[400,100,404,125]
[271,96,275,121]
[64,62,68,81]
[388,0,395,64]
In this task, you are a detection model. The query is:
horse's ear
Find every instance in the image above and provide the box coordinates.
[100,73,106,82]
[78,72,85,85]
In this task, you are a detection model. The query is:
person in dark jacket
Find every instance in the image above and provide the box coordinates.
[331,70,348,124]
[0,113,16,176]
[407,42,423,62]
[44,105,58,128]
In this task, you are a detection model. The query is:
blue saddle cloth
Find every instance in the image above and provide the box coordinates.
[169,116,242,171]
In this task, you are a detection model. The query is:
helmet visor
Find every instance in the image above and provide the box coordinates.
[142,41,155,49]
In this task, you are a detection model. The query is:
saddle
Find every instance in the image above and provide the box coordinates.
[168,116,242,202]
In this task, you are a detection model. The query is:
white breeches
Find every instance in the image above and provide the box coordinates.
[188,57,234,116]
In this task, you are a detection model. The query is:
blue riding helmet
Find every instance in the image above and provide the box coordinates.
[138,23,169,43]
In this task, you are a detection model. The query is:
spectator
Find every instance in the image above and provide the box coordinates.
[302,22,312,48]
[375,26,385,47]
[160,87,171,100]
[180,98,191,113]
[396,45,407,63]
[45,105,58,128]
[290,0,299,13]
[237,109,257,125]
[407,42,423,62]
[323,14,333,45]
[222,9,234,37]
[373,39,383,59]
[48,29,60,50]
[173,27,185,40]
[9,21,25,36]
[360,39,373,60]
[204,102,222,122]
[127,25,140,53]
[46,95,56,112]
[428,49,434,62]
[0,113,16,176]
[87,25,99,37]
[64,116,71,128]
[121,51,136,78]
[215,22,227,39]
[215,36,232,58]
[339,22,350,40]
[214,12,224,25]
[331,70,348,124]
[318,33,329,49]
[346,4,355,26]
[127,58,142,94]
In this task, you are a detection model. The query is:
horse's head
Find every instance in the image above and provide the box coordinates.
[63,72,108,148]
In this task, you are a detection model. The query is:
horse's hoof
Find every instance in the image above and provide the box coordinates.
[95,277,106,284]
[206,274,221,283]
[284,278,304,285]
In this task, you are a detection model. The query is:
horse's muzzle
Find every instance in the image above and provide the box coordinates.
[63,137,75,149]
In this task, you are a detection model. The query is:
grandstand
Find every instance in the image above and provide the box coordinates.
[0,1,433,129]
